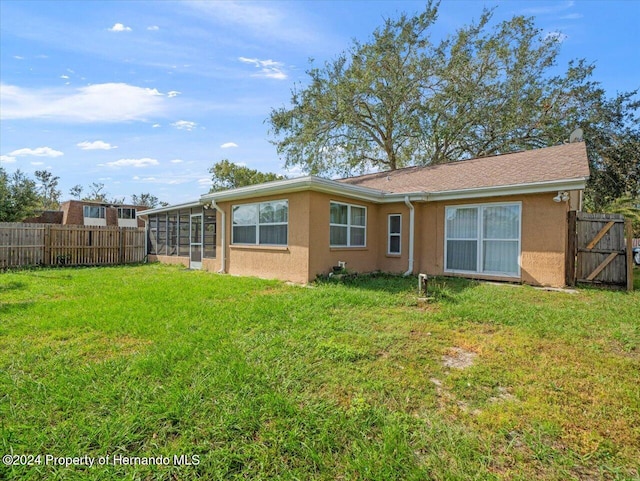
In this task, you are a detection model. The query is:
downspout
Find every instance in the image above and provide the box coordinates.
[403,196,415,276]
[210,200,226,273]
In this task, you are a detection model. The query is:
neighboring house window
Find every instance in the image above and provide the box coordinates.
[83,206,105,219]
[118,208,136,219]
[445,202,521,276]
[232,200,288,245]
[388,214,401,255]
[330,201,366,247]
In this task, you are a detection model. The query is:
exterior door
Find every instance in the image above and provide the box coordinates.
[190,214,203,269]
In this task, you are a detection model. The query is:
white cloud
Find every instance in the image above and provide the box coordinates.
[167,90,181,98]
[170,159,184,163]
[152,123,161,128]
[1,155,17,163]
[559,13,583,19]
[147,25,160,31]
[220,142,238,149]
[8,146,64,157]
[283,164,304,178]
[238,57,287,80]
[171,120,197,131]
[14,56,24,60]
[103,158,159,168]
[77,140,117,150]
[109,23,132,32]
[197,177,213,186]
[520,1,575,15]
[184,1,317,46]
[30,161,45,166]
[1,83,167,122]
[132,171,204,185]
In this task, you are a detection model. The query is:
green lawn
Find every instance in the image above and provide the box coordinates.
[1,264,639,480]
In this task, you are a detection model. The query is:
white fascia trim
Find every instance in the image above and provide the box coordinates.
[200,176,389,203]
[137,201,203,216]
[144,176,588,214]
[425,177,588,202]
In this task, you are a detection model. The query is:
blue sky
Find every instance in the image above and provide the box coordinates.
[1,0,638,205]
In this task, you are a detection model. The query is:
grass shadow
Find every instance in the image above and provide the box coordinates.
[0,301,35,315]
[0,281,28,292]
[315,272,481,303]
[7,262,148,280]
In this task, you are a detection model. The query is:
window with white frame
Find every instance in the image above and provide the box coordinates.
[118,207,136,219]
[83,205,105,219]
[330,201,366,247]
[445,203,521,276]
[388,214,401,255]
[232,200,288,245]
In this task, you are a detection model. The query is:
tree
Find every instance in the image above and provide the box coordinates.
[69,184,83,200]
[269,2,638,182]
[34,170,61,210]
[596,195,640,238]
[130,193,161,208]
[579,90,640,210]
[82,182,109,202]
[0,168,41,222]
[209,159,285,192]
[269,2,440,175]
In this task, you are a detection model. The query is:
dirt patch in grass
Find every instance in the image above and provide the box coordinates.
[34,330,153,363]
[442,347,477,369]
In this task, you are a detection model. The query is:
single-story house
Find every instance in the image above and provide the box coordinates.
[23,200,146,228]
[140,142,590,287]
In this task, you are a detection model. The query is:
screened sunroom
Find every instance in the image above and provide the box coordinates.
[144,204,216,269]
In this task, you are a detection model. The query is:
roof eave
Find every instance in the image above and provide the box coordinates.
[137,200,203,216]
[200,176,388,204]
[425,177,589,201]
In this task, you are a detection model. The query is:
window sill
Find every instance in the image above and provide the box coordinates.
[330,247,368,252]
[230,244,289,251]
[385,253,402,258]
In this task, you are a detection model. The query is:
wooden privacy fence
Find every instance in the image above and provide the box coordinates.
[566,212,633,290]
[0,223,146,269]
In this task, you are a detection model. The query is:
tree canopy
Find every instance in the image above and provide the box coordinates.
[0,168,41,222]
[209,159,285,192]
[268,1,639,211]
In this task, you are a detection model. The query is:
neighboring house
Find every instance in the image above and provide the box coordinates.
[140,142,590,287]
[22,211,64,224]
[61,201,146,227]
[22,200,146,228]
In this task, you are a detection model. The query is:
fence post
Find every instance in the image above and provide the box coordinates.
[566,210,577,287]
[626,219,634,291]
[119,228,125,264]
[44,224,50,266]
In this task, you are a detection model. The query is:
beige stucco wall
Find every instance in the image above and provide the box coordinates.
[307,192,382,280]
[148,254,189,268]
[216,191,311,284]
[148,256,218,272]
[413,192,571,287]
[150,189,575,287]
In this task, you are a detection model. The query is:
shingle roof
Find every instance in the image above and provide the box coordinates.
[338,142,590,194]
